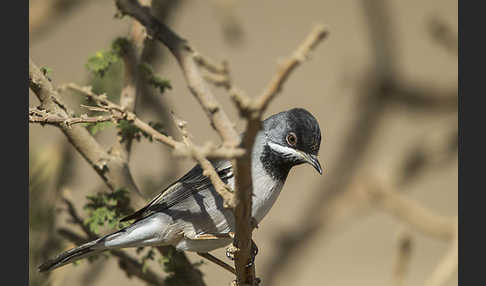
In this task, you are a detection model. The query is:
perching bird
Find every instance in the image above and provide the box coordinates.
[39,108,323,272]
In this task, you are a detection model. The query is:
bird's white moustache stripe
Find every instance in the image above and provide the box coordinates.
[267,141,302,158]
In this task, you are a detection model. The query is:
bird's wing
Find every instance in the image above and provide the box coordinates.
[120,160,233,222]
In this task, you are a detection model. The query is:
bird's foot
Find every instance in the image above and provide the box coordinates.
[226,239,258,261]
[226,245,239,261]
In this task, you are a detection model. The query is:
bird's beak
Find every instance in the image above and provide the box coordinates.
[298,151,323,175]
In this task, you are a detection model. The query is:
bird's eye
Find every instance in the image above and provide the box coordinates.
[286,132,297,147]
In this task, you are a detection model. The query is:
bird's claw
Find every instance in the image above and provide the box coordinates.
[226,240,258,261]
[226,245,239,261]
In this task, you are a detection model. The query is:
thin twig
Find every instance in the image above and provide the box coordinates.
[64,83,245,160]
[29,108,113,126]
[197,252,236,274]
[171,112,235,207]
[255,25,329,113]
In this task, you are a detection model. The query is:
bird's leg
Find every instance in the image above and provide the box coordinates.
[193,232,234,240]
[197,252,236,274]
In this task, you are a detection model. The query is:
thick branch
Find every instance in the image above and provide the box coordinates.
[114,3,152,160]
[231,25,329,285]
[116,0,240,146]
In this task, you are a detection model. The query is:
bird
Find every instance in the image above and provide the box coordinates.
[38,107,323,273]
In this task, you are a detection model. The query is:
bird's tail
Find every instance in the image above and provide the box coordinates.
[39,213,173,272]
[38,239,103,272]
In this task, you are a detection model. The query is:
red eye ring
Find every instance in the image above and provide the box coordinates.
[286,132,297,147]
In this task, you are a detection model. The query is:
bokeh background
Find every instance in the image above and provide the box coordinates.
[29,0,457,285]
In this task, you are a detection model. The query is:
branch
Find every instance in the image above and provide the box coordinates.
[114,1,153,160]
[230,25,328,285]
[255,25,329,113]
[29,58,144,204]
[171,112,235,207]
[362,176,455,241]
[116,0,240,146]
[29,107,113,126]
[63,83,245,160]
[64,82,238,205]
[114,2,329,285]
[385,81,457,113]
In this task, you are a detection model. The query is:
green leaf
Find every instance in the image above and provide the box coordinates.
[40,66,53,77]
[116,120,167,143]
[111,37,131,56]
[83,188,134,234]
[139,63,172,94]
[84,121,114,135]
[141,248,156,273]
[86,50,120,77]
[117,120,142,142]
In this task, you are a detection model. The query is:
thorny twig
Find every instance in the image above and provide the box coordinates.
[64,83,245,159]
[29,107,113,126]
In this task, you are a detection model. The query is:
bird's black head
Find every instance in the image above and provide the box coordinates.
[260,108,322,180]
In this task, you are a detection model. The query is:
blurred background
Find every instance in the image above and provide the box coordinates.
[29,0,457,285]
